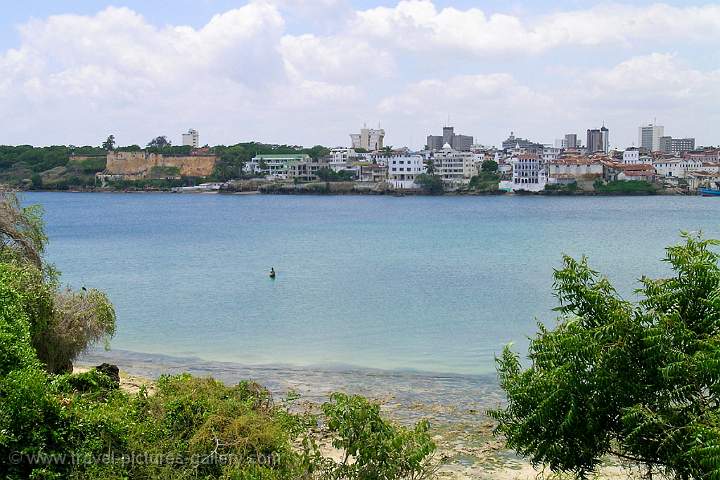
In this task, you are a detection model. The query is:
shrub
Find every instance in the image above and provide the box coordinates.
[491,234,720,478]
[322,392,437,479]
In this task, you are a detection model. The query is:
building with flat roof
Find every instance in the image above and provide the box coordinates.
[639,124,664,152]
[350,125,384,151]
[426,126,473,152]
[586,125,609,154]
[182,129,199,148]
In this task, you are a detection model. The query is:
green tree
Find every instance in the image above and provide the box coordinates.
[102,135,116,151]
[481,159,498,173]
[414,173,444,195]
[491,233,720,479]
[425,159,435,174]
[147,136,171,149]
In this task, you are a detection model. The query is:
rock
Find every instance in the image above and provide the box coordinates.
[95,363,120,388]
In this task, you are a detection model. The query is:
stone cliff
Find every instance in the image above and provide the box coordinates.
[105,151,217,178]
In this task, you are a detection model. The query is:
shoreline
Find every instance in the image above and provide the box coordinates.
[77,348,637,479]
[20,187,690,197]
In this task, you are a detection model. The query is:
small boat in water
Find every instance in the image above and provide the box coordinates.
[700,188,720,196]
[269,267,276,279]
[700,182,720,196]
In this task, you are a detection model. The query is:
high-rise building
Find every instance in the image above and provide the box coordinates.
[638,124,664,152]
[426,126,473,151]
[350,125,385,151]
[586,125,609,153]
[182,128,199,148]
[657,134,695,155]
[564,133,578,149]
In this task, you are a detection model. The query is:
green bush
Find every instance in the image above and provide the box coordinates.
[491,234,720,478]
[593,179,656,194]
[322,392,436,479]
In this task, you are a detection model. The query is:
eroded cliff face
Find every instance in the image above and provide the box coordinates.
[106,152,217,177]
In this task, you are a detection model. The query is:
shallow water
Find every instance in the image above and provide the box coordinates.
[26,192,720,375]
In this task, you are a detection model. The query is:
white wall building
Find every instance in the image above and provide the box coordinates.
[328,147,357,172]
[638,124,664,152]
[500,154,547,192]
[432,143,477,185]
[542,146,561,162]
[622,148,640,164]
[350,125,385,151]
[244,153,311,178]
[182,129,199,148]
[387,155,426,189]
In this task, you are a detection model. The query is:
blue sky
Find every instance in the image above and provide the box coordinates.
[1,1,719,148]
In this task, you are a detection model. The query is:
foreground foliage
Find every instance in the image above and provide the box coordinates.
[0,193,436,479]
[491,233,720,479]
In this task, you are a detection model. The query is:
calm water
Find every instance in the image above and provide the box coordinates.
[23,192,720,375]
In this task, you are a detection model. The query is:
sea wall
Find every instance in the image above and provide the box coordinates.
[106,152,217,178]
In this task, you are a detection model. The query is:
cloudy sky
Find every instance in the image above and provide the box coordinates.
[1,1,718,149]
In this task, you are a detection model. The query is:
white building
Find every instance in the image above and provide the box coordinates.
[432,143,477,185]
[387,155,426,189]
[542,146,561,162]
[244,153,311,178]
[622,148,640,164]
[182,129,199,148]
[500,154,547,192]
[638,124,664,152]
[350,125,385,151]
[328,147,357,172]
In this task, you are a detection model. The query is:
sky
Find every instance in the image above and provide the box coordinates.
[0,1,719,150]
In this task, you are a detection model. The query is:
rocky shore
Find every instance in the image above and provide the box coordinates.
[78,349,643,479]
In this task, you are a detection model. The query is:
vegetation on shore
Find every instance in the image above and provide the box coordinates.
[593,179,658,194]
[492,233,720,479]
[0,192,436,479]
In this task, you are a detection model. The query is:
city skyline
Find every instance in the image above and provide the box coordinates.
[0,1,718,149]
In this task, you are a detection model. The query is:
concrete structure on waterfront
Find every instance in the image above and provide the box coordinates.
[426,126,473,151]
[547,157,603,188]
[350,125,384,151]
[387,155,426,189]
[586,125,609,153]
[182,129,199,148]
[639,124,664,152]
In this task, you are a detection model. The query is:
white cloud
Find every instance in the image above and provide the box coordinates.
[0,2,718,148]
[352,1,720,55]
[280,34,394,83]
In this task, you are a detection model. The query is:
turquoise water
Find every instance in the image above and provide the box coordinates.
[24,192,720,375]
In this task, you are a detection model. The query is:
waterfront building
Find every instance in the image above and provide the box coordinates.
[547,157,603,188]
[431,143,477,185]
[387,155,426,189]
[328,147,358,172]
[358,163,387,183]
[286,156,330,182]
[182,129,199,148]
[586,125,609,153]
[638,123,664,152]
[350,125,385,151]
[426,126,473,152]
[500,154,547,192]
[245,153,312,178]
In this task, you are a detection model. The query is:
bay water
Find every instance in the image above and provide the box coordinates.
[25,192,720,376]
